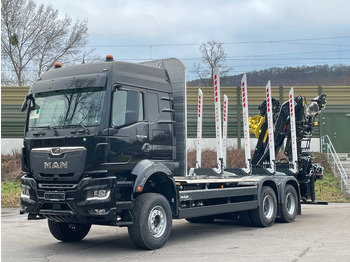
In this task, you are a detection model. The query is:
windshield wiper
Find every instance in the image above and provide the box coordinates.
[33,125,58,136]
[64,124,90,135]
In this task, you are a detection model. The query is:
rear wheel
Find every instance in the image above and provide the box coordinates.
[48,220,91,242]
[250,186,277,227]
[280,185,298,223]
[128,193,172,250]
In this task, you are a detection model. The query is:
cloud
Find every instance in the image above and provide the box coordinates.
[32,0,350,77]
[34,0,350,41]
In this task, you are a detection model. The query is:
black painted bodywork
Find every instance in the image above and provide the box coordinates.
[20,60,179,225]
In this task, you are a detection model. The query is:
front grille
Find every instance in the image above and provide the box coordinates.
[30,146,86,182]
[38,173,75,179]
[38,183,77,190]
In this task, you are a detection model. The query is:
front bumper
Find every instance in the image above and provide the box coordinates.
[20,175,133,226]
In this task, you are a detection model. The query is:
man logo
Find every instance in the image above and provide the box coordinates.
[44,162,68,169]
[51,148,62,155]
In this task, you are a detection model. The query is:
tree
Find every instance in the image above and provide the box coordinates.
[1,0,89,86]
[192,41,231,86]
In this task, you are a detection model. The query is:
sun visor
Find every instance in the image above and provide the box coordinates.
[28,74,107,95]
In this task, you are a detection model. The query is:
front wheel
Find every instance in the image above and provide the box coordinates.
[250,186,277,227]
[48,220,91,242]
[128,193,172,250]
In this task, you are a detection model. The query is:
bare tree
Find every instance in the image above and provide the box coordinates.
[1,0,89,86]
[192,41,231,86]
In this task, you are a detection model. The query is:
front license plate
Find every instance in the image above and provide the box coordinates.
[44,192,65,201]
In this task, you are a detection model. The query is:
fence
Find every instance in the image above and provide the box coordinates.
[2,85,349,143]
[321,135,349,193]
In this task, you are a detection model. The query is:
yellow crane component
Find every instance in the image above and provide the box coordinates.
[248,115,265,138]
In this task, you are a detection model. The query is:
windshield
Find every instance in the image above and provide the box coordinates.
[29,86,106,129]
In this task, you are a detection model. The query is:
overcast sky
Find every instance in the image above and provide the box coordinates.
[35,0,350,80]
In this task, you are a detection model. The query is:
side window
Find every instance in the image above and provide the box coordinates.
[147,92,159,122]
[112,90,127,126]
[112,89,144,127]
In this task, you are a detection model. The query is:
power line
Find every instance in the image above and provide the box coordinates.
[86,35,350,48]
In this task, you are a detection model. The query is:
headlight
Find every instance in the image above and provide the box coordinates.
[86,189,110,201]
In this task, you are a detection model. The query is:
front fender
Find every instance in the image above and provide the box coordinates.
[131,159,173,192]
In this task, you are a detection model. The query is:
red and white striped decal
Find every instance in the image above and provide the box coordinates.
[266,81,276,173]
[214,67,223,164]
[289,87,298,172]
[241,74,251,173]
[222,94,228,168]
[196,89,203,168]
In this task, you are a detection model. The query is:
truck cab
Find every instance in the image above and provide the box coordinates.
[20,57,185,226]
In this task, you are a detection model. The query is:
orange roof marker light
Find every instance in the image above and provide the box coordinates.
[54,62,62,69]
[105,55,114,62]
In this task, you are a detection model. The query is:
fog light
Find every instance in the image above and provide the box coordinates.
[21,186,30,199]
[86,189,110,200]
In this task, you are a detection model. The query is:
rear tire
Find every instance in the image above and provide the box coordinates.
[250,186,277,227]
[280,185,298,223]
[128,193,172,250]
[48,220,91,242]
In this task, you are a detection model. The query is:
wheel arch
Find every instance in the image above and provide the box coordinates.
[260,179,279,204]
[131,160,177,215]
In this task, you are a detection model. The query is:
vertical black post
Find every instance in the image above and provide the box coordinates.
[279,86,284,152]
[236,86,242,149]
[318,86,323,152]
[310,175,316,203]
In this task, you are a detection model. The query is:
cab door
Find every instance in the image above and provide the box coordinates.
[108,87,149,167]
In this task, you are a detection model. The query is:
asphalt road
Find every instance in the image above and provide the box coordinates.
[2,203,350,262]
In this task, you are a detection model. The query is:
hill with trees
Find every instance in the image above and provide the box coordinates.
[188,64,350,86]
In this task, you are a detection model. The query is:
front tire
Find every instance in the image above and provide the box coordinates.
[279,185,298,223]
[128,193,172,250]
[250,186,277,227]
[48,220,91,242]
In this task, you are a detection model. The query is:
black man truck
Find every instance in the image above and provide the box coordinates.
[20,56,326,249]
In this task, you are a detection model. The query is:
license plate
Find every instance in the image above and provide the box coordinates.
[44,192,65,201]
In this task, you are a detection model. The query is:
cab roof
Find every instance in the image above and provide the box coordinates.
[31,60,172,94]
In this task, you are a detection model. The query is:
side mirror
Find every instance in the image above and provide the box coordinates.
[20,99,28,112]
[20,94,34,112]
